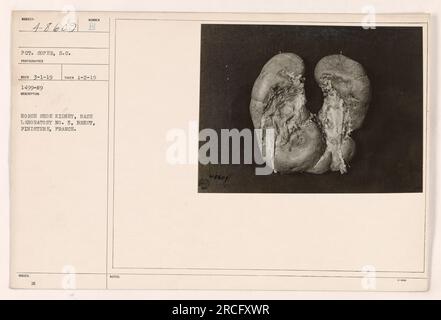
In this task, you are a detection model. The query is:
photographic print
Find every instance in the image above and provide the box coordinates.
[198,24,423,193]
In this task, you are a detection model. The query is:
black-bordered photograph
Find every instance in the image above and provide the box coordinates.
[198,24,423,193]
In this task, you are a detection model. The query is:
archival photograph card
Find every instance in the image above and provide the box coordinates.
[10,11,430,291]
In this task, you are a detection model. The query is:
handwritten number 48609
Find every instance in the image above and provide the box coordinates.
[32,22,77,32]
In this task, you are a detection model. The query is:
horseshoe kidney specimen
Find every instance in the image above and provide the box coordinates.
[250,53,370,174]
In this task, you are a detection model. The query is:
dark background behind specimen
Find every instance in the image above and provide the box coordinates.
[198,24,423,193]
